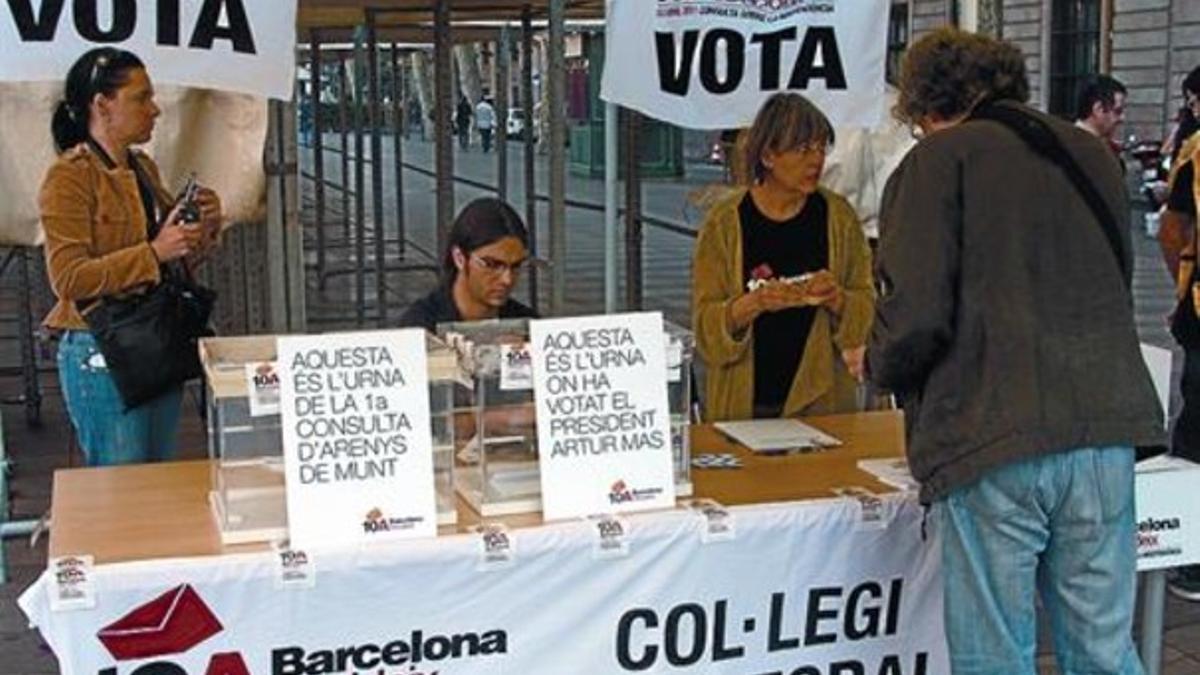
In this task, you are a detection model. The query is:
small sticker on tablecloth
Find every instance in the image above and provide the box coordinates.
[49,555,96,612]
[688,498,736,543]
[588,514,630,560]
[475,523,516,571]
[834,486,888,531]
[272,541,316,589]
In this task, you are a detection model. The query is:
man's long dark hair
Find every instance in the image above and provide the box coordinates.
[442,198,530,280]
[51,47,145,153]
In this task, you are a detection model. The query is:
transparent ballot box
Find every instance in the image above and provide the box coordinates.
[664,320,694,497]
[438,318,694,517]
[201,333,462,545]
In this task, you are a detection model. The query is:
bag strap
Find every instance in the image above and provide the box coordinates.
[969,102,1130,287]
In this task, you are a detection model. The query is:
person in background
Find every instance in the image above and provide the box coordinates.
[476,94,496,153]
[868,29,1162,673]
[398,197,538,332]
[692,93,874,421]
[455,95,473,151]
[819,85,915,245]
[1075,74,1128,146]
[40,47,223,466]
[1163,105,1198,166]
[1157,64,1200,602]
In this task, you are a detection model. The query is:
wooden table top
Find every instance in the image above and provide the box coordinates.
[49,411,905,564]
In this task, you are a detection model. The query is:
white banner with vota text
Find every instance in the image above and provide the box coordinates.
[0,0,296,99]
[20,498,949,675]
[601,0,890,129]
[277,330,437,550]
[531,312,677,520]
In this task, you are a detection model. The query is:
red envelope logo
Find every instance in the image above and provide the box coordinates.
[97,584,223,661]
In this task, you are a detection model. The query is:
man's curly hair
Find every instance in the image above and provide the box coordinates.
[894,28,1030,126]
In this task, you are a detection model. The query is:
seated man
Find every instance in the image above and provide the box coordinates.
[399,197,538,331]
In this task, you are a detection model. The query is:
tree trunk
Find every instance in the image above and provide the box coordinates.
[409,51,435,139]
[455,43,485,105]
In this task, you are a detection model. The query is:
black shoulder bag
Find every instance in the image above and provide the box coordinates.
[969,101,1130,286]
[78,142,216,410]
[970,104,1168,458]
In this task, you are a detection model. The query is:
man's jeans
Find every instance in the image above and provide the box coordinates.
[938,446,1142,675]
[57,330,182,466]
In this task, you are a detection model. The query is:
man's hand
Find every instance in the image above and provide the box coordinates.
[841,346,866,382]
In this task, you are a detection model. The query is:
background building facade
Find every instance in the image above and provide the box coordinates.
[889,0,1200,142]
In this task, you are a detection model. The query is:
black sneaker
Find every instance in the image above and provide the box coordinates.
[1168,565,1200,602]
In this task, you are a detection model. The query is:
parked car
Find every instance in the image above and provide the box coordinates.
[507,108,532,141]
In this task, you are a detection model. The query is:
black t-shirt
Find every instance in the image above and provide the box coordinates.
[739,192,829,417]
[1170,161,1196,216]
[397,283,538,333]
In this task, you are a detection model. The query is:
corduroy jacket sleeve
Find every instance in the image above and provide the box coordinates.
[692,202,752,368]
[40,161,161,305]
[828,195,875,351]
[867,144,960,394]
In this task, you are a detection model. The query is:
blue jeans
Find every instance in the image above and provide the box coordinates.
[938,446,1142,675]
[56,331,183,466]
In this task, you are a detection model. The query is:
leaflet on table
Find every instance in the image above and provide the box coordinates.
[714,418,842,453]
[857,458,919,491]
[530,312,677,520]
[276,329,437,549]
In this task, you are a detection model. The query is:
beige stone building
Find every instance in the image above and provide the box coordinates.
[887,0,1200,141]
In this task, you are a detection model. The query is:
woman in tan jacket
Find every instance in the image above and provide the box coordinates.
[40,48,222,465]
[693,94,874,421]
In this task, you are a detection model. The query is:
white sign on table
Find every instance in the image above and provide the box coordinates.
[1135,455,1200,571]
[277,330,436,549]
[530,312,676,520]
[600,0,890,129]
[0,0,296,99]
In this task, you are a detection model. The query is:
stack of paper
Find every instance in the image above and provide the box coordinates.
[856,458,918,491]
[713,419,842,453]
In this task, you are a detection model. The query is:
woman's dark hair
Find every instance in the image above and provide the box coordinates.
[51,47,145,152]
[734,93,835,185]
[894,28,1029,127]
[1184,65,1200,100]
[442,198,529,279]
[1172,106,1199,164]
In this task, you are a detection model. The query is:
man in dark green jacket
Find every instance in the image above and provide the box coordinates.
[867,29,1163,675]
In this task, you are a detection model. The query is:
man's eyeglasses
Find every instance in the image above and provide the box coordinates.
[470,254,528,275]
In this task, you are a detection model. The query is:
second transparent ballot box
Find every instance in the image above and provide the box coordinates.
[438,318,694,517]
[201,333,462,545]
[664,320,694,496]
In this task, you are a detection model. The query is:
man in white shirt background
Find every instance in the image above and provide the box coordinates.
[1075,75,1127,147]
[475,94,497,153]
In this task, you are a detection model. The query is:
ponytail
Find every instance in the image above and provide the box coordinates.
[50,47,145,153]
[51,100,88,153]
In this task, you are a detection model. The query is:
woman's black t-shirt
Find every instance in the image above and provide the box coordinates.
[739,191,829,417]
